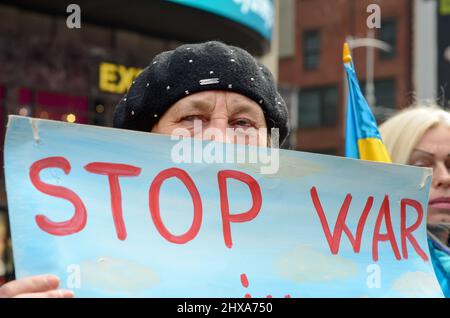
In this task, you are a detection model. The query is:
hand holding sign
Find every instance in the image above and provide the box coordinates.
[0,274,73,298]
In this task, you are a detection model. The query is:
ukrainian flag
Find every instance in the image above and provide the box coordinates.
[343,43,391,163]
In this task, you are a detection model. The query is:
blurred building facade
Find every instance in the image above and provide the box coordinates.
[0,0,278,281]
[278,0,414,154]
[414,0,450,107]
[438,0,450,106]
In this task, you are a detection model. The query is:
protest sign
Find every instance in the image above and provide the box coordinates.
[4,116,443,297]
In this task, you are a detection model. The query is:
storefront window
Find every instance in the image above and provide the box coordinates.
[17,88,89,124]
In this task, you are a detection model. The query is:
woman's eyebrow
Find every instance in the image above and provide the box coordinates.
[229,103,263,118]
[413,148,435,157]
[413,149,450,158]
[172,99,214,115]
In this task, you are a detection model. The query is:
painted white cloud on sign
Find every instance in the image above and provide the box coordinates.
[274,245,358,283]
[391,271,443,297]
[79,257,159,294]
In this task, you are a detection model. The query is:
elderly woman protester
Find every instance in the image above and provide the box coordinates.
[0,41,289,297]
[379,105,450,297]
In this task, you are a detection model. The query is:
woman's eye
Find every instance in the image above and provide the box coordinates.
[445,159,450,170]
[181,115,204,122]
[231,119,254,128]
[412,161,433,168]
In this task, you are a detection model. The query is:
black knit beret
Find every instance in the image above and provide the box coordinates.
[113,41,290,145]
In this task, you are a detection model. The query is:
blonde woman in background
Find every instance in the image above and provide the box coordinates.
[379,104,450,297]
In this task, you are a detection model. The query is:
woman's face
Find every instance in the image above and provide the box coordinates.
[151,90,268,146]
[408,124,450,224]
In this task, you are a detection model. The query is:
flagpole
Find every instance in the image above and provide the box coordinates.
[366,29,376,111]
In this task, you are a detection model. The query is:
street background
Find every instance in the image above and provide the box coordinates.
[0,0,449,283]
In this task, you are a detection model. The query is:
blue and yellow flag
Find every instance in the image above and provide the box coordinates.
[343,43,391,163]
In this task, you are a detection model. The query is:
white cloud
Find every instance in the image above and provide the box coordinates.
[391,271,443,297]
[79,256,158,295]
[273,245,358,283]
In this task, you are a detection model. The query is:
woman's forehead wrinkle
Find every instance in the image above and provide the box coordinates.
[225,93,261,116]
[174,95,215,115]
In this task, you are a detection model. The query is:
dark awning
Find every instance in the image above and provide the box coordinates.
[3,0,271,55]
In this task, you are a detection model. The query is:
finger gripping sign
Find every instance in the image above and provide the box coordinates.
[4,116,443,297]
